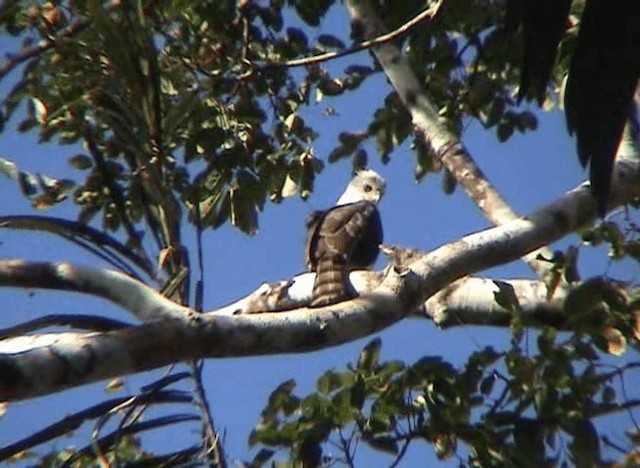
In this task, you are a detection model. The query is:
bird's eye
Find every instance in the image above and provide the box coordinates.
[364,184,373,192]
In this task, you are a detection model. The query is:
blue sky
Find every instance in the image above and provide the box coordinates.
[1,6,638,467]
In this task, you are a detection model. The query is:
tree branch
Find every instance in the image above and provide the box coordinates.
[0,260,189,322]
[0,215,155,280]
[245,1,443,74]
[0,314,132,338]
[0,388,192,461]
[344,0,556,278]
[214,271,569,328]
[0,158,637,401]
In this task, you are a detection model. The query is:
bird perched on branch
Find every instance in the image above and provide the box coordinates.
[305,169,385,307]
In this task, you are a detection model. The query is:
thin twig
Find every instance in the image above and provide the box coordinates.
[273,2,443,68]
[0,314,132,339]
[0,390,191,461]
[194,190,205,313]
[616,371,640,433]
[587,399,640,418]
[601,435,629,455]
[61,414,200,467]
[123,445,202,467]
[236,1,444,80]
[337,427,356,468]
[0,215,154,280]
[389,435,412,468]
[190,361,227,467]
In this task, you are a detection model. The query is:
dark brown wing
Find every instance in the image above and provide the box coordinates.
[305,201,382,307]
[305,201,382,271]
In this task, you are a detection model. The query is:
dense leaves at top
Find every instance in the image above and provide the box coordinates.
[251,278,640,466]
[0,0,563,246]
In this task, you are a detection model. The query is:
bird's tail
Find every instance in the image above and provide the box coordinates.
[310,255,354,307]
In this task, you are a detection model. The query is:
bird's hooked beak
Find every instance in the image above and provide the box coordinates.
[374,186,385,203]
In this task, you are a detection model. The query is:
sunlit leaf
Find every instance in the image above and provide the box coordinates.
[69,154,94,170]
[598,326,626,356]
[32,97,48,125]
[18,171,38,196]
[105,378,124,392]
[0,157,18,179]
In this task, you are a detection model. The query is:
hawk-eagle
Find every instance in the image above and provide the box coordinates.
[305,169,385,307]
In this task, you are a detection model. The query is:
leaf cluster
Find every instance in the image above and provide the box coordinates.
[251,288,640,468]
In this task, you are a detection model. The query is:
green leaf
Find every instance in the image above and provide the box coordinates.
[366,435,398,455]
[316,369,353,395]
[286,27,308,51]
[357,337,382,373]
[317,77,344,96]
[492,280,521,312]
[317,34,345,50]
[406,356,452,387]
[376,360,406,381]
[601,385,615,404]
[595,326,626,356]
[350,374,366,410]
[433,432,457,460]
[330,387,352,416]
[496,122,514,142]
[69,154,93,170]
[352,148,368,171]
[442,169,457,195]
[537,327,557,356]
[0,157,17,178]
[18,171,38,196]
[296,438,322,467]
[479,374,496,396]
[513,419,545,466]
[250,448,275,467]
[263,379,298,419]
[566,419,600,466]
[291,0,334,27]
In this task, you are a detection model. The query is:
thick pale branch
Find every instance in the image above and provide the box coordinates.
[0,158,637,400]
[0,314,132,338]
[426,277,565,328]
[216,272,566,327]
[0,260,189,322]
[0,280,409,400]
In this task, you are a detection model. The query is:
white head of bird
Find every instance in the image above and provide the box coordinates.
[336,169,386,206]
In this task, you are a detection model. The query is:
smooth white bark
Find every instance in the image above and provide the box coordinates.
[0,157,637,400]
